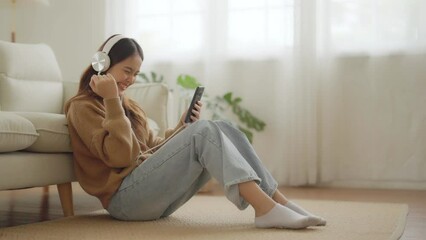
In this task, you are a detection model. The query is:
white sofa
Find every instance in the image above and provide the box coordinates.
[0,40,170,216]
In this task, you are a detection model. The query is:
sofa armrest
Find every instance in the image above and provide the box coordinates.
[63,81,79,107]
[126,83,170,137]
[62,82,170,136]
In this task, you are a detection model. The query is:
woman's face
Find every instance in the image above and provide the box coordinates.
[107,54,142,96]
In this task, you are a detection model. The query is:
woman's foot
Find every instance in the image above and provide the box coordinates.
[255,204,321,229]
[284,201,327,226]
[272,191,326,226]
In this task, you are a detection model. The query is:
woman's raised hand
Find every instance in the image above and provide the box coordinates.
[180,101,203,125]
[89,73,119,99]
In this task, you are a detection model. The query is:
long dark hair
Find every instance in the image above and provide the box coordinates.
[66,35,150,147]
[78,35,144,96]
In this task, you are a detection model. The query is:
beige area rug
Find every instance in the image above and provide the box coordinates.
[0,196,408,240]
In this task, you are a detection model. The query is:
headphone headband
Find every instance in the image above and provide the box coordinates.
[92,34,126,74]
[102,34,126,54]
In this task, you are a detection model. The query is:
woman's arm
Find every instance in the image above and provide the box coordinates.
[68,98,141,168]
[147,101,203,147]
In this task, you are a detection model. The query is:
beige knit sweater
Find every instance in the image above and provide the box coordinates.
[64,95,183,208]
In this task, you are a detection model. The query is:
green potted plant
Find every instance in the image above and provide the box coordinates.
[138,72,266,143]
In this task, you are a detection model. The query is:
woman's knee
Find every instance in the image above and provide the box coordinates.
[191,120,217,133]
[213,120,234,128]
[192,119,211,126]
[189,120,223,144]
[212,120,246,138]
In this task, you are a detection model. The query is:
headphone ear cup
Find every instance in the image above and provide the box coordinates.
[91,51,111,73]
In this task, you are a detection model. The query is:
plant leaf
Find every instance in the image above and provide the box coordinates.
[223,92,233,104]
[234,97,242,104]
[238,126,253,143]
[222,92,266,133]
[177,74,201,89]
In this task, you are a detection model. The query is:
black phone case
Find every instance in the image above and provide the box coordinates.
[184,86,205,123]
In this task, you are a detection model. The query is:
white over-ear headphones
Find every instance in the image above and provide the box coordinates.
[91,34,126,74]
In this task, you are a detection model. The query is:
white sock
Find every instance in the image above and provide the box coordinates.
[254,204,319,229]
[285,201,326,226]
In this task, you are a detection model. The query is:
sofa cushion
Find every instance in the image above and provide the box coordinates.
[14,112,72,153]
[0,76,64,113]
[10,112,160,153]
[0,40,64,113]
[0,112,39,152]
[126,83,169,137]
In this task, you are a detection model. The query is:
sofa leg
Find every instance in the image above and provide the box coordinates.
[57,182,74,217]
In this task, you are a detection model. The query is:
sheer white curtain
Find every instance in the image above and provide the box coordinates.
[318,0,426,189]
[105,0,426,189]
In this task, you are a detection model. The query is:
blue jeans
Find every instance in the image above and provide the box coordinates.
[107,120,278,221]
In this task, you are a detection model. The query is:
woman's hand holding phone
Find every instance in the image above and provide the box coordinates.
[180,101,203,125]
[180,86,205,125]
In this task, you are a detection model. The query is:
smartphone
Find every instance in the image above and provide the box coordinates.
[184,86,205,123]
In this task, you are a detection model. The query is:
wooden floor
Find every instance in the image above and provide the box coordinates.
[0,182,425,239]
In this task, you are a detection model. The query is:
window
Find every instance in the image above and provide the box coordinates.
[134,0,205,58]
[228,0,294,55]
[128,0,294,60]
[329,0,425,54]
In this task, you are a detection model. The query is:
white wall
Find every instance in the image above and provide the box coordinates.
[0,0,106,83]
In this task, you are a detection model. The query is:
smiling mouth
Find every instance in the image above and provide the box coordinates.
[118,82,128,90]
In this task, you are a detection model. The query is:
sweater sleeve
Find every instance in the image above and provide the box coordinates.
[68,98,141,168]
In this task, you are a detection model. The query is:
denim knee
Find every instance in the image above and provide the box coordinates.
[191,119,214,131]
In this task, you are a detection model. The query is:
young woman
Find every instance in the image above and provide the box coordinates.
[64,34,326,229]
